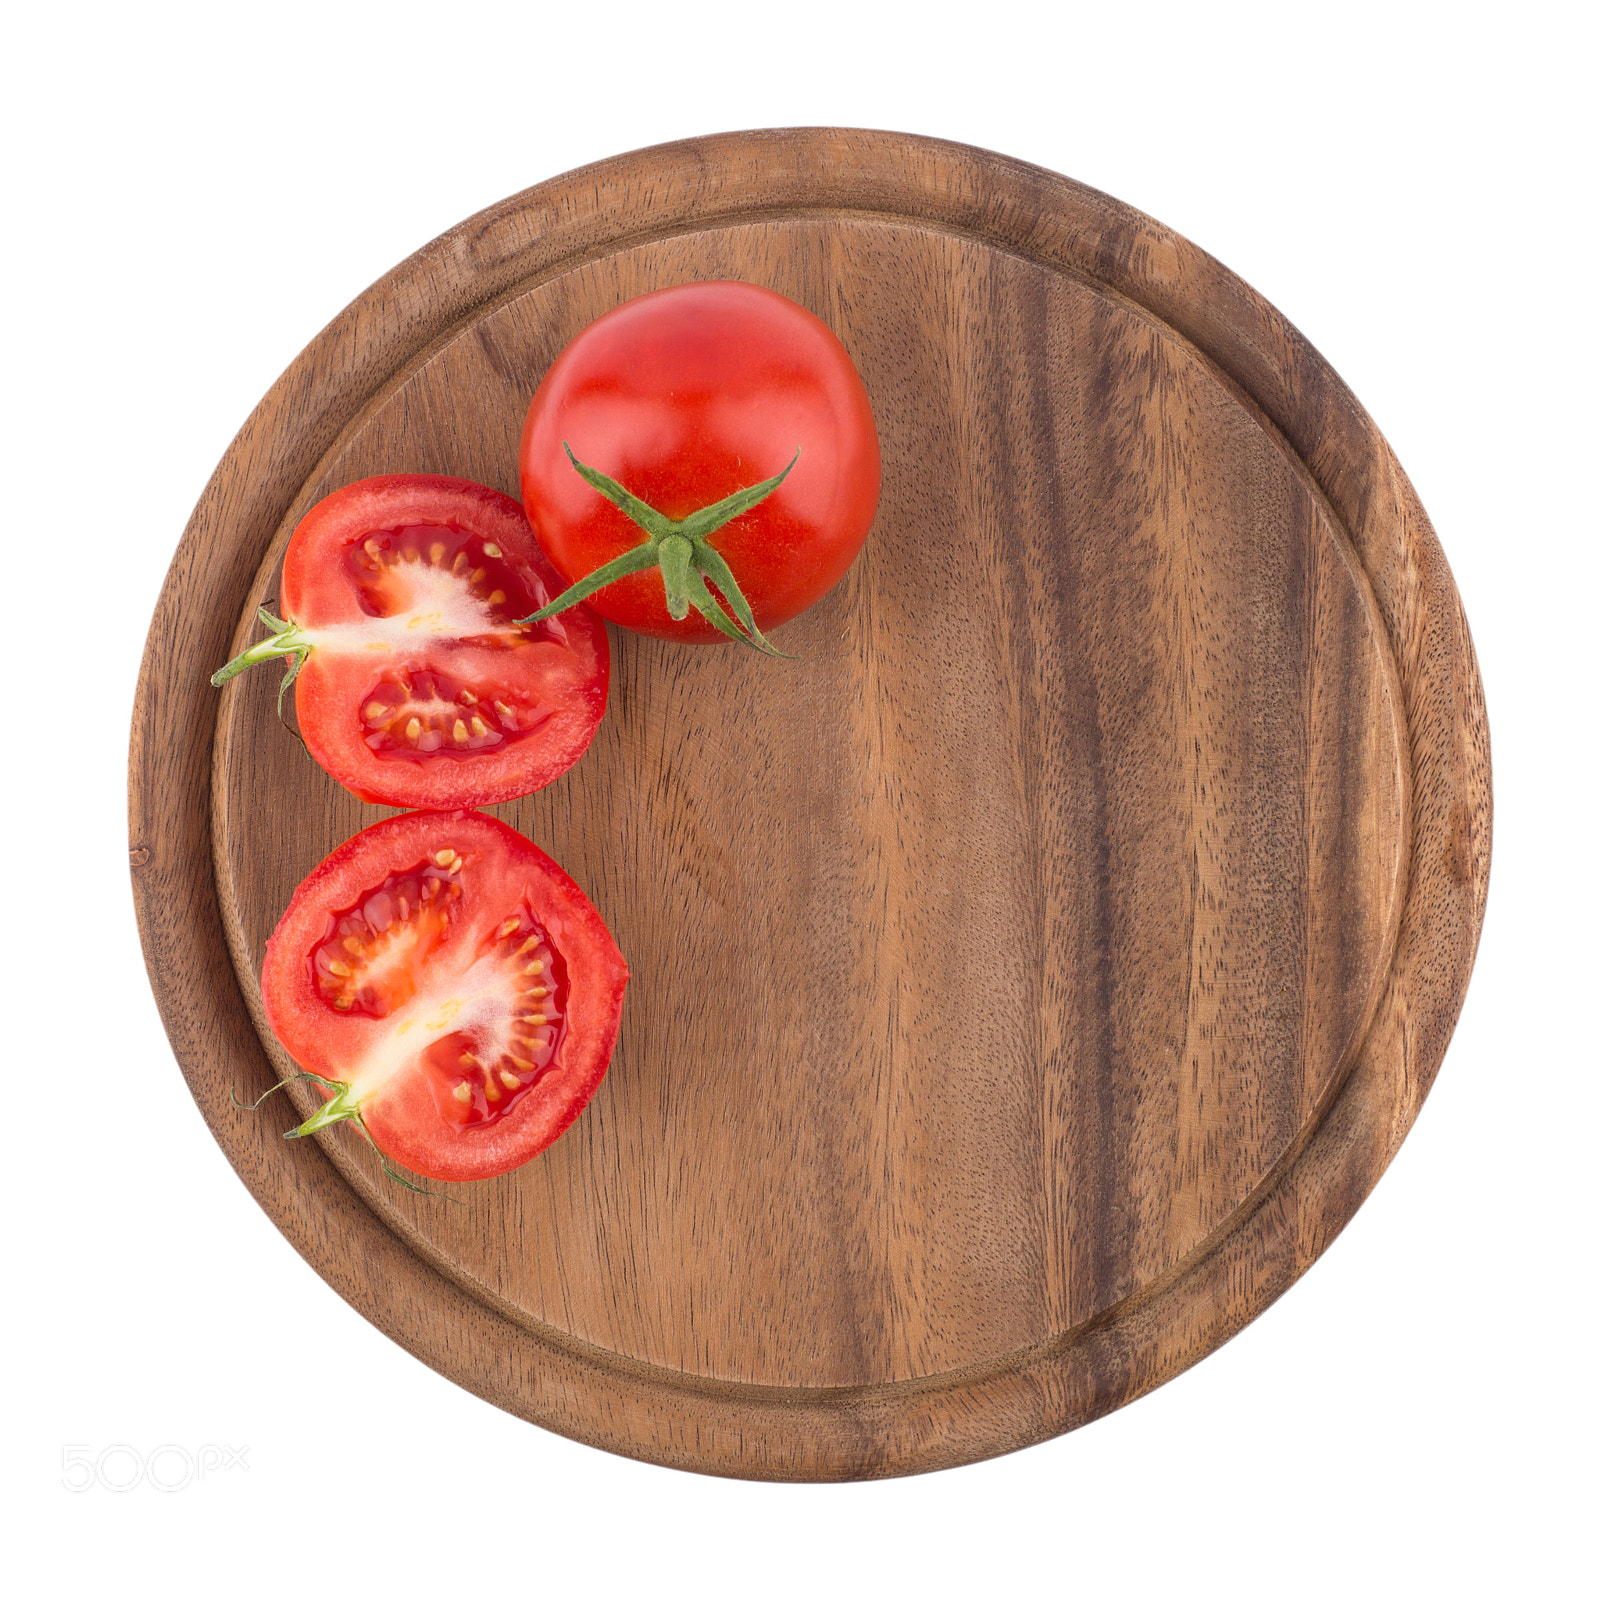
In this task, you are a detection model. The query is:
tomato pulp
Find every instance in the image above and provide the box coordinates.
[261,810,628,1182]
[214,475,609,808]
[519,281,880,645]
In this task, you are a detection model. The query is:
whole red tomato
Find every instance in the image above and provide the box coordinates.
[518,281,880,650]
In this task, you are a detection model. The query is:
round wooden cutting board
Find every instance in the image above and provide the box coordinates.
[129,129,1490,1480]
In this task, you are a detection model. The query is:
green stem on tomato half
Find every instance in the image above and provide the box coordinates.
[231,1072,453,1201]
[518,443,800,656]
[209,607,312,713]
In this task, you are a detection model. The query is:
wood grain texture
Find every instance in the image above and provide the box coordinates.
[130,129,1490,1478]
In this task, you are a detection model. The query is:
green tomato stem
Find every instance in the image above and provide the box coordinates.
[518,444,799,656]
[283,1076,365,1139]
[210,608,312,716]
[658,534,695,621]
[232,1070,450,1201]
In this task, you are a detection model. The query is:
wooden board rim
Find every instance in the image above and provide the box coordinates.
[129,127,1492,1479]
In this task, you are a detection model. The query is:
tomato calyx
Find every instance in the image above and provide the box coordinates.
[211,606,312,716]
[280,1072,364,1140]
[232,1071,453,1199]
[519,443,800,656]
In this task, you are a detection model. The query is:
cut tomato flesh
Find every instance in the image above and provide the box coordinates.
[413,913,571,1131]
[271,477,609,809]
[357,667,550,762]
[309,856,459,1017]
[262,810,626,1182]
[344,520,542,626]
[307,858,572,1131]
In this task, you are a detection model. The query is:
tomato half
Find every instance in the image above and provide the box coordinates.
[215,475,609,808]
[519,281,881,645]
[260,810,628,1183]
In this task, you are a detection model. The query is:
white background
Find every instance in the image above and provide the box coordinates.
[4,2,1594,1594]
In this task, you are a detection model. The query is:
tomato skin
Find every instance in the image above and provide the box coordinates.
[278,475,609,808]
[261,810,627,1183]
[519,281,880,642]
